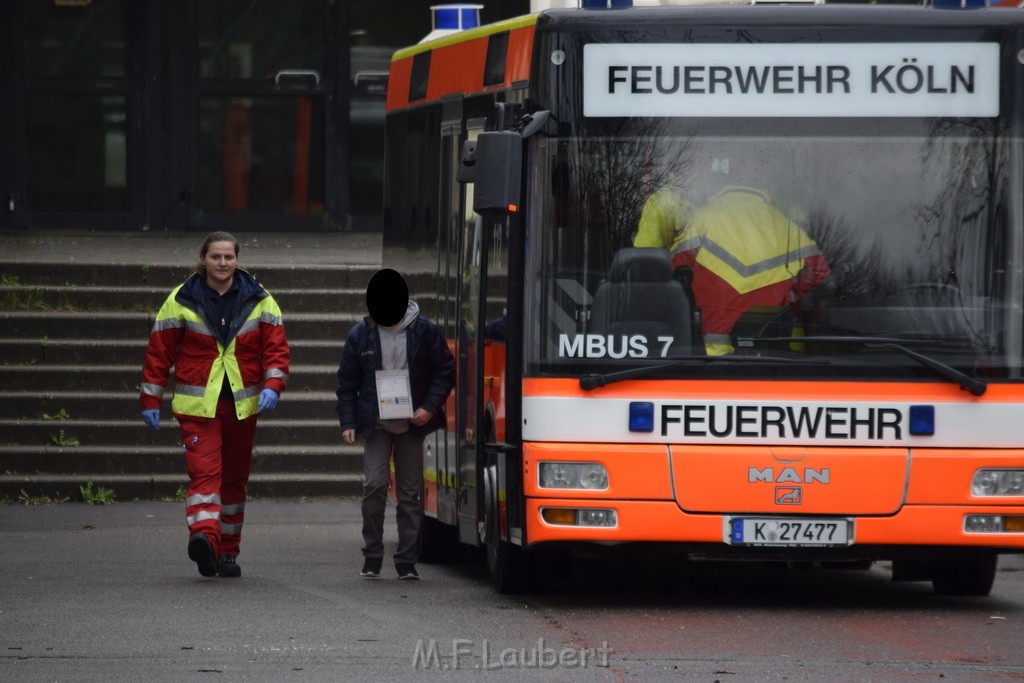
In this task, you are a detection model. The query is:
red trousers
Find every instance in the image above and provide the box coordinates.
[178,401,258,557]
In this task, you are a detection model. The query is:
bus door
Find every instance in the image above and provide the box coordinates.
[430,101,463,528]
[456,120,487,546]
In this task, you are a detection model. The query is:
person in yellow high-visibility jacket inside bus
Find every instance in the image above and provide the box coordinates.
[669,160,830,356]
[633,182,696,251]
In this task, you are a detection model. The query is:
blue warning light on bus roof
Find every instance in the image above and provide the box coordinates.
[432,4,483,31]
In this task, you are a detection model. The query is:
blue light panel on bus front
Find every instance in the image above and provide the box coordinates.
[909,405,935,436]
[932,0,987,9]
[629,401,654,432]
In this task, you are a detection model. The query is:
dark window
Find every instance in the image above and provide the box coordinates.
[197,96,325,215]
[198,0,326,79]
[483,32,509,87]
[26,94,130,213]
[409,51,431,102]
[23,0,128,78]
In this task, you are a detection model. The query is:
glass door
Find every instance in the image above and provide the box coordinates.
[11,0,145,229]
[184,0,339,230]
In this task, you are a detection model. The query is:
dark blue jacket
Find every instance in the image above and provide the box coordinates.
[176,269,268,348]
[335,315,456,438]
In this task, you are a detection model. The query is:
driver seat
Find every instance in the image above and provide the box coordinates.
[590,248,696,356]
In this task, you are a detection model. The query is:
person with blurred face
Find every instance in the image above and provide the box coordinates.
[139,231,290,578]
[335,269,455,580]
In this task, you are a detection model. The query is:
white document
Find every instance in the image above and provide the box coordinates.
[375,369,413,420]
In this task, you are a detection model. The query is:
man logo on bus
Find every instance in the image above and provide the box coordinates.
[748,466,830,484]
[776,486,802,505]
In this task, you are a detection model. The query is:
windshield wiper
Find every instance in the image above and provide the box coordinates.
[740,335,987,396]
[578,354,823,391]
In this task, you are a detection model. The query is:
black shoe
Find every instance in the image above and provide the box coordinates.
[217,554,241,578]
[361,557,383,578]
[395,563,419,580]
[187,533,218,577]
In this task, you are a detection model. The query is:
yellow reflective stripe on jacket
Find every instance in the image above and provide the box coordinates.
[161,295,221,418]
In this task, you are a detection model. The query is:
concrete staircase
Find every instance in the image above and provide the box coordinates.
[0,259,374,502]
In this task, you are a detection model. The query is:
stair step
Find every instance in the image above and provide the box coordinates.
[0,364,341,393]
[0,311,359,340]
[0,472,363,501]
[0,261,392,289]
[0,428,356,458]
[0,391,341,421]
[0,421,353,454]
[0,338,346,366]
[0,284,366,314]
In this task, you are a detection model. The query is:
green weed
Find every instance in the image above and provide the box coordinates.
[50,430,80,447]
[161,485,188,503]
[16,489,69,505]
[80,480,116,505]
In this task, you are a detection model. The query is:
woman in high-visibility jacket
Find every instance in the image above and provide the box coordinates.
[671,185,830,355]
[139,232,290,578]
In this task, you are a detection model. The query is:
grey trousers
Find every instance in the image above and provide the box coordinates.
[361,429,424,564]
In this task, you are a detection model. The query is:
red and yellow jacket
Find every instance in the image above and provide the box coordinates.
[140,270,290,420]
[671,186,830,355]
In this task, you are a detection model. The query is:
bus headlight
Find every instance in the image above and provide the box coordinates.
[972,469,1024,496]
[539,462,608,490]
[965,515,1024,533]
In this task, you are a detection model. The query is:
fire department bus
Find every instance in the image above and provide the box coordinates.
[382,1,1024,594]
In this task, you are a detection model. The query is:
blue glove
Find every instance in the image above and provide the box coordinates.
[141,409,160,431]
[258,388,279,414]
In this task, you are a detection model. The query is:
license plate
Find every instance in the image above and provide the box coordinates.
[726,517,853,547]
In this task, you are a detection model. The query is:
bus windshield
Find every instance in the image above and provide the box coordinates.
[524,118,1024,381]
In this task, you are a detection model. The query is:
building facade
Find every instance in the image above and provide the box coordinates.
[0,0,527,233]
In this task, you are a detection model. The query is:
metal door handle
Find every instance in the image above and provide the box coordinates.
[274,69,321,88]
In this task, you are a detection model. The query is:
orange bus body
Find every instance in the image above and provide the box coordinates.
[385,5,1024,594]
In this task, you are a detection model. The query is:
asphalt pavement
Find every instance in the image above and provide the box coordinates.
[3,501,1024,681]
[0,499,548,682]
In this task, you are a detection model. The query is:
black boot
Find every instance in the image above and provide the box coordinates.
[187,533,218,577]
[217,554,241,578]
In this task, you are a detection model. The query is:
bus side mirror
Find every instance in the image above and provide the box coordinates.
[458,131,522,214]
